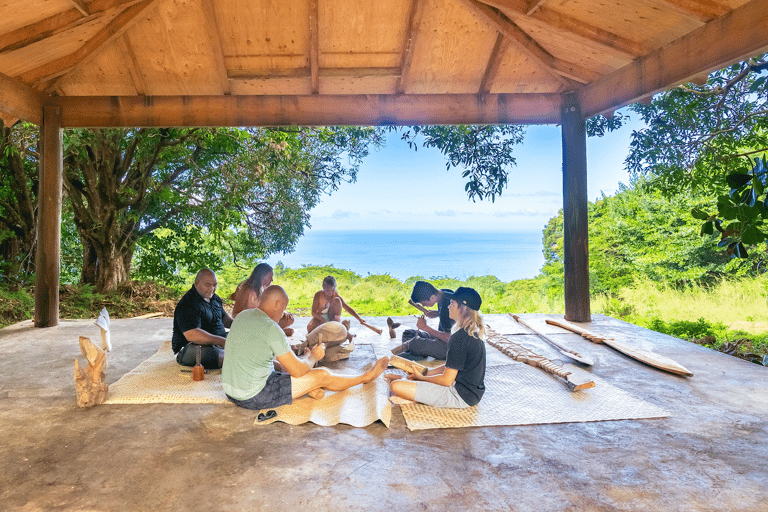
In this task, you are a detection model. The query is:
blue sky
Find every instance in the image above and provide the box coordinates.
[307,111,646,233]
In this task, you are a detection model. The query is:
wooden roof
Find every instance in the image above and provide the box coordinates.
[1,0,767,127]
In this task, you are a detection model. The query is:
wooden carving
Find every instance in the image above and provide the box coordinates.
[74,336,108,407]
[486,327,595,392]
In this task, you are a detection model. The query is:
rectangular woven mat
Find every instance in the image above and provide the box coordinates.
[104,341,228,405]
[104,341,392,428]
[399,362,670,431]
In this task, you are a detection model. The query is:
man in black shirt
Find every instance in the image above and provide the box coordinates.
[172,268,233,369]
[395,280,454,360]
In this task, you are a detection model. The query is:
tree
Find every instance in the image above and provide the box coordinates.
[542,184,734,296]
[396,125,525,201]
[63,127,383,291]
[0,121,38,287]
[620,55,768,257]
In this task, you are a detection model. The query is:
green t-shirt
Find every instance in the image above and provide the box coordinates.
[222,308,291,400]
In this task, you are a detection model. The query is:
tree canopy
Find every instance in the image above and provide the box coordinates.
[617,54,768,258]
[0,122,526,292]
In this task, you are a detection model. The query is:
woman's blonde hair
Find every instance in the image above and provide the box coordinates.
[452,303,485,340]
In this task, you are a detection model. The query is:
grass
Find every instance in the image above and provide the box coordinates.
[593,276,768,362]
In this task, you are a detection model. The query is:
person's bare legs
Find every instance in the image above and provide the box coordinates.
[390,378,417,401]
[306,317,322,332]
[329,297,342,322]
[290,357,389,398]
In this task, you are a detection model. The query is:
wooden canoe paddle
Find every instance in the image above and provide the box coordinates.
[511,314,594,366]
[545,318,693,377]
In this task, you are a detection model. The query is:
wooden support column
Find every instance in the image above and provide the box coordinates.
[561,92,591,322]
[34,105,63,327]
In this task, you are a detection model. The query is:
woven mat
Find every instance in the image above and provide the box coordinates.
[104,341,228,404]
[104,340,392,428]
[399,363,669,431]
[254,376,391,428]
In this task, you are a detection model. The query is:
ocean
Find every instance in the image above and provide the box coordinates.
[264,230,545,283]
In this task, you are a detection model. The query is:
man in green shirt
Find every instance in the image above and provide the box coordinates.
[223,285,389,410]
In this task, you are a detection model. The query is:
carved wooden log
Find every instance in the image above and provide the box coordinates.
[74,336,108,407]
[486,327,595,392]
[389,354,428,376]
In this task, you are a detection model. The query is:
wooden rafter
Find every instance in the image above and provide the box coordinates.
[0,71,44,125]
[200,0,231,95]
[396,0,423,95]
[18,0,159,90]
[580,0,768,117]
[479,33,508,94]
[650,0,729,24]
[525,0,546,15]
[462,0,592,85]
[309,0,319,94]
[477,0,645,58]
[116,34,145,95]
[49,93,563,127]
[0,0,142,57]
[66,0,91,16]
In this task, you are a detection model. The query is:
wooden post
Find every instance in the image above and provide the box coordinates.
[561,92,591,322]
[34,105,63,327]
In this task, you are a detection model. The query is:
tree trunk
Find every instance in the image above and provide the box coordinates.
[80,234,133,292]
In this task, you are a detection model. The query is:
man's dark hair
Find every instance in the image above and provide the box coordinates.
[323,275,336,287]
[410,280,438,303]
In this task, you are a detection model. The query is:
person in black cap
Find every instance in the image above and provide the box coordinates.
[394,280,455,360]
[388,287,486,408]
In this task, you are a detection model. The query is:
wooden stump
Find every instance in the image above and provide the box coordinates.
[74,336,108,407]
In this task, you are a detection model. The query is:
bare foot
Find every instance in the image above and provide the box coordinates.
[307,388,325,400]
[362,357,390,383]
[383,373,403,383]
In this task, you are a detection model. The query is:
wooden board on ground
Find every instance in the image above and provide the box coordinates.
[546,318,694,377]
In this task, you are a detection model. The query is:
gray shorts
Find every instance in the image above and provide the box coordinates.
[176,343,223,369]
[227,371,293,410]
[414,382,471,409]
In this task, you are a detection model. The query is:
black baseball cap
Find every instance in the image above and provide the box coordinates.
[451,287,482,311]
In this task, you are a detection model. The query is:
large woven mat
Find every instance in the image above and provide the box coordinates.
[104,340,392,428]
[254,376,392,428]
[400,363,670,431]
[104,341,228,404]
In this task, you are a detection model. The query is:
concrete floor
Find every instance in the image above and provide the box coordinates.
[0,313,767,512]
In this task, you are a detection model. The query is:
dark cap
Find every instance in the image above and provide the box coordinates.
[452,287,482,311]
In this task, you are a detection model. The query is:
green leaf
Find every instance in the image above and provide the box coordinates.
[741,225,765,245]
[700,221,714,236]
[690,208,709,220]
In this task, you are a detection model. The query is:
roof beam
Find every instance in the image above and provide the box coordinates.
[309,0,319,94]
[477,0,645,58]
[200,0,231,95]
[0,0,142,56]
[649,0,729,24]
[0,71,44,125]
[18,0,160,89]
[479,33,508,94]
[66,0,91,16]
[116,34,145,95]
[462,0,595,85]
[48,93,563,127]
[580,0,768,117]
[525,0,546,16]
[396,0,424,94]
